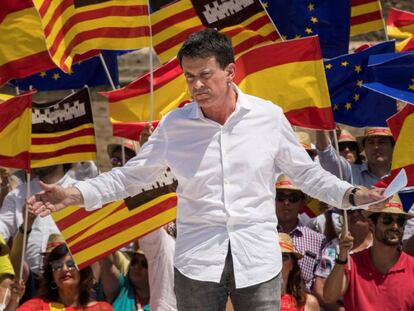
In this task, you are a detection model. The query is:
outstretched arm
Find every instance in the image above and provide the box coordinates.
[28,181,83,217]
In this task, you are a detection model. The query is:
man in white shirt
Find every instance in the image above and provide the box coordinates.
[29,29,383,310]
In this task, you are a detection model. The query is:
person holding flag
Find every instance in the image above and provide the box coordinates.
[29,29,383,310]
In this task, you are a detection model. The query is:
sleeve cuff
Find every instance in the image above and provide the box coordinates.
[74,182,102,211]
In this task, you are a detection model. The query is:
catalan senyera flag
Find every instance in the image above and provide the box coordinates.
[0,0,98,86]
[235,36,335,130]
[151,0,279,64]
[31,88,96,168]
[375,104,414,188]
[52,169,177,269]
[387,8,414,52]
[101,58,190,140]
[32,0,150,72]
[0,92,32,170]
[350,0,384,37]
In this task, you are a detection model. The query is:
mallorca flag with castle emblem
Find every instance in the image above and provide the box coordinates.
[324,41,396,127]
[261,0,351,58]
[151,0,279,64]
[52,168,177,269]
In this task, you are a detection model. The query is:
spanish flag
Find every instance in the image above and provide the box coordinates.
[0,93,32,170]
[350,0,384,37]
[235,36,335,130]
[0,0,98,86]
[151,0,279,64]
[386,104,414,187]
[101,58,190,140]
[387,8,414,52]
[31,88,97,168]
[32,0,150,72]
[52,169,177,269]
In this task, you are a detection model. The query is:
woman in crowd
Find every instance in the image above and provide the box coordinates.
[279,233,319,311]
[7,244,112,310]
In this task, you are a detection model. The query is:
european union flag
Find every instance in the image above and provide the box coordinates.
[10,51,118,91]
[363,51,414,105]
[261,0,351,58]
[324,41,397,127]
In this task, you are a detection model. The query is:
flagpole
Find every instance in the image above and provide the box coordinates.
[332,129,351,268]
[258,1,284,41]
[147,0,155,121]
[99,53,117,91]
[377,0,389,41]
[19,172,31,281]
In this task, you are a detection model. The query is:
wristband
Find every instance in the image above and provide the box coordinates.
[335,257,348,265]
[348,187,360,206]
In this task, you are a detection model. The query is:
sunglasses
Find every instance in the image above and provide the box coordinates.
[381,215,406,227]
[50,259,77,272]
[339,142,357,152]
[276,192,304,204]
[130,257,148,269]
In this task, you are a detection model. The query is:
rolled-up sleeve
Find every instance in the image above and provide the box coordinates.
[75,122,169,211]
[317,144,352,183]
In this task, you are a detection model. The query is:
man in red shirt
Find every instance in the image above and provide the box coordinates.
[323,195,414,310]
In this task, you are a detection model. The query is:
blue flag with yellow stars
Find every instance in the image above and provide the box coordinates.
[324,41,397,127]
[363,51,414,105]
[10,51,119,91]
[261,0,351,58]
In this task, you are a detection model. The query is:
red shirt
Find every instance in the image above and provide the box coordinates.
[18,298,113,311]
[344,248,414,311]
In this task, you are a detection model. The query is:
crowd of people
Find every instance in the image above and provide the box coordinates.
[0,29,413,311]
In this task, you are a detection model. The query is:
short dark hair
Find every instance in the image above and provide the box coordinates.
[177,28,234,69]
[40,244,94,306]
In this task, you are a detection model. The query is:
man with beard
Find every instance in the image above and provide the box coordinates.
[0,164,75,277]
[323,195,414,310]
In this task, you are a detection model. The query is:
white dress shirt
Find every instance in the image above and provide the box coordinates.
[0,173,75,274]
[76,87,352,288]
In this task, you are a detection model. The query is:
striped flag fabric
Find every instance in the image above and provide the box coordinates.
[31,88,97,168]
[0,0,96,86]
[52,169,177,269]
[151,0,279,64]
[387,8,414,52]
[235,36,335,130]
[350,0,384,37]
[101,58,190,141]
[32,0,150,72]
[0,92,32,170]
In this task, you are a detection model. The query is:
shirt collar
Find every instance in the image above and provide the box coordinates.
[187,83,252,120]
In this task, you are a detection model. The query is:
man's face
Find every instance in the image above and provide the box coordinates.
[372,213,407,246]
[364,136,393,166]
[181,56,235,109]
[276,189,305,225]
[339,142,358,164]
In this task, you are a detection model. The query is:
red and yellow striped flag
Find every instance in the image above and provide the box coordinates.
[387,8,414,52]
[31,88,97,168]
[0,0,98,86]
[235,36,335,130]
[32,0,150,72]
[101,58,190,140]
[151,0,279,64]
[350,0,384,37]
[0,93,32,170]
[386,104,414,187]
[52,169,177,269]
